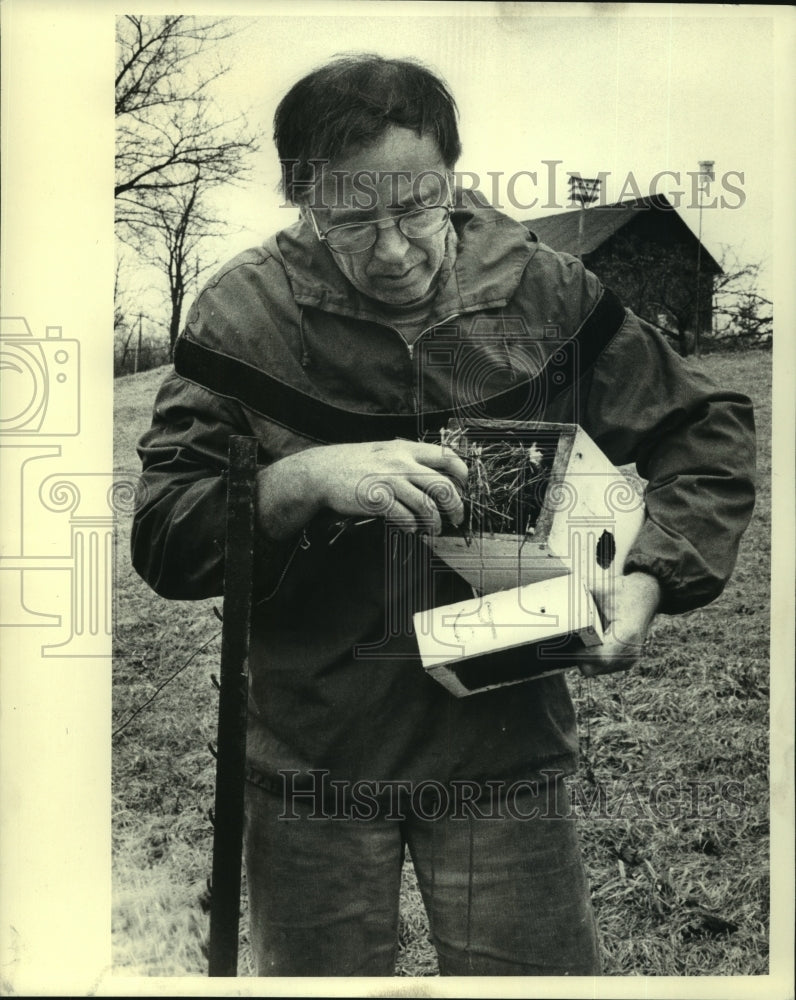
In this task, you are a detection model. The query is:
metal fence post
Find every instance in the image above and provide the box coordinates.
[208,435,258,976]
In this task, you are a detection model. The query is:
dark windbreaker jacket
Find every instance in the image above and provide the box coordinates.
[131,200,756,794]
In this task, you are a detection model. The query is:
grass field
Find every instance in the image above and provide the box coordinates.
[112,349,771,978]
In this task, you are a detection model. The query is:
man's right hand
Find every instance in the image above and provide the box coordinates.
[256,439,469,541]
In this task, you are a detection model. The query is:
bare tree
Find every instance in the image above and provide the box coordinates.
[114,312,172,377]
[123,175,227,350]
[115,16,257,203]
[712,248,773,348]
[115,15,259,356]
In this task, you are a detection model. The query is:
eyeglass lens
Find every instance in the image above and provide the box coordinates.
[325,206,450,253]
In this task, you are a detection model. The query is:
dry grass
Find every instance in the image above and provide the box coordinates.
[113,349,771,977]
[439,424,552,539]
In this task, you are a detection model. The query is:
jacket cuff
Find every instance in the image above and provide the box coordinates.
[623,520,728,616]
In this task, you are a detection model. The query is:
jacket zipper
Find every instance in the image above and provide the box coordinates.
[393,312,460,360]
[389,312,460,412]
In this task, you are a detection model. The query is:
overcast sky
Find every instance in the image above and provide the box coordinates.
[183,8,775,304]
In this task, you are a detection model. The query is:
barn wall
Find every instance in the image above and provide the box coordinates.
[583,214,715,347]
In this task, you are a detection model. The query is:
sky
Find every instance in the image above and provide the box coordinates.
[178,7,776,307]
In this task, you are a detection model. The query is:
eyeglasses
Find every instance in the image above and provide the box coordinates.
[306,189,453,255]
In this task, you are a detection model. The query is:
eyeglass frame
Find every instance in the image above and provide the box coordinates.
[303,174,455,255]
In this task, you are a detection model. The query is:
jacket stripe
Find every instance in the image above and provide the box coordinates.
[174,288,627,444]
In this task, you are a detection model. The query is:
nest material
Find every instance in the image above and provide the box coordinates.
[440,426,552,542]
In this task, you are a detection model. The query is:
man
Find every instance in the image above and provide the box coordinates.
[132,54,755,976]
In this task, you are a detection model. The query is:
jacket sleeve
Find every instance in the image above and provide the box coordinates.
[584,309,756,615]
[131,370,301,601]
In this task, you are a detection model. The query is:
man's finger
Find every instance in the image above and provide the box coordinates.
[354,475,400,518]
[391,481,444,534]
[382,496,421,533]
[409,472,464,527]
[411,441,469,485]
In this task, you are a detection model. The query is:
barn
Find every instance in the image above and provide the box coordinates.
[523,194,722,354]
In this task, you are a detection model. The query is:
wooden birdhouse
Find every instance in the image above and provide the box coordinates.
[414,419,646,696]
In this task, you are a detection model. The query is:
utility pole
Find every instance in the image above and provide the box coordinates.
[694,160,714,357]
[134,313,143,374]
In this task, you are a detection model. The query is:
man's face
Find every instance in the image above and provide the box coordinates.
[306,126,451,307]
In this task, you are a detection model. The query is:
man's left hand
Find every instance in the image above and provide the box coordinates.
[579,571,662,677]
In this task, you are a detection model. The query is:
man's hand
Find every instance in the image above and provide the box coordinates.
[307,439,468,532]
[257,439,468,542]
[579,571,662,677]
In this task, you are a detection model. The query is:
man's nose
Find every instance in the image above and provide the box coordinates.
[371,218,411,261]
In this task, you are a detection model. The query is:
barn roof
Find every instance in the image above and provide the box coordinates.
[523,193,722,274]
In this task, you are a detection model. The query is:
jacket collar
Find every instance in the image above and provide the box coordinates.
[272,193,539,328]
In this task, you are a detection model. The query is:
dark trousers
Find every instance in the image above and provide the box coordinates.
[243,775,602,976]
